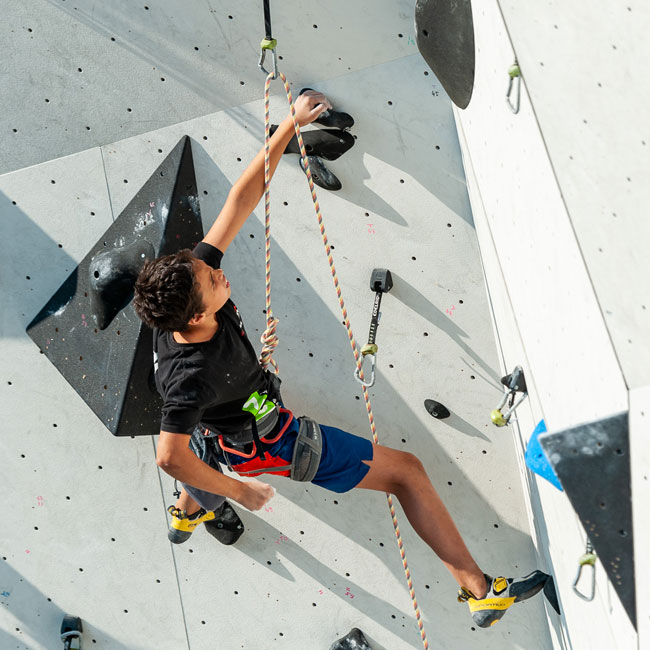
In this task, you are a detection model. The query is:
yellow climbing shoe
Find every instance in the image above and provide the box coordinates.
[458,571,548,628]
[167,506,216,544]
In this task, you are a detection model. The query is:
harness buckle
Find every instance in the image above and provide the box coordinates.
[258,38,278,79]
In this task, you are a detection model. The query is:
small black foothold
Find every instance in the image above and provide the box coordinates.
[424,399,450,419]
[329,628,372,650]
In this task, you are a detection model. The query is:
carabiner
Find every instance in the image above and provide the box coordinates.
[354,350,376,388]
[506,62,521,114]
[572,549,597,602]
[258,38,278,79]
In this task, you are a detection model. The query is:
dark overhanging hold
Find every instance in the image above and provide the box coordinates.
[414,0,476,109]
[539,412,636,628]
[89,238,155,330]
[27,136,205,437]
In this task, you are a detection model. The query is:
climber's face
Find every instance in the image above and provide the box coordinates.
[191,257,231,320]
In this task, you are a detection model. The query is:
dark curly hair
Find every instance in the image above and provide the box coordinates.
[133,249,205,331]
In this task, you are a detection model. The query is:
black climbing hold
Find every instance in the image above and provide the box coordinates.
[204,501,245,545]
[300,155,342,191]
[539,412,636,628]
[60,614,82,650]
[27,136,204,437]
[300,87,355,129]
[370,268,393,293]
[329,627,373,650]
[543,574,560,615]
[424,399,450,419]
[271,124,355,160]
[89,238,155,330]
[415,0,475,109]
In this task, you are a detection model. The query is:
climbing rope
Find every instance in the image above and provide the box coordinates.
[259,67,430,649]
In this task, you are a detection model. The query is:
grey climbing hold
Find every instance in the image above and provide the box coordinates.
[329,628,373,650]
[300,155,342,191]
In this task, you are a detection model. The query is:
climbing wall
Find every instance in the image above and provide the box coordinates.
[1,2,554,649]
[453,0,649,648]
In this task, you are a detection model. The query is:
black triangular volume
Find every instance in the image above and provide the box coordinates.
[539,412,636,628]
[27,136,205,436]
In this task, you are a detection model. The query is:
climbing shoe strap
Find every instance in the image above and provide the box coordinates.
[167,506,216,532]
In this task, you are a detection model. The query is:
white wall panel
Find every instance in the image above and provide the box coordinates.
[456,1,627,434]
[454,0,640,648]
[498,1,650,392]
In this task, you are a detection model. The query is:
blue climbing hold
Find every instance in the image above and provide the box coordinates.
[525,420,563,491]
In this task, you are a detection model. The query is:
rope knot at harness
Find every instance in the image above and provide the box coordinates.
[259,311,279,374]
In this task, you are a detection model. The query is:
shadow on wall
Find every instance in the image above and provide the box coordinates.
[43,0,253,111]
[0,561,137,650]
[0,192,80,340]
[0,561,65,650]
[390,271,500,387]
[212,217,542,635]
[50,0,472,229]
[311,58,474,227]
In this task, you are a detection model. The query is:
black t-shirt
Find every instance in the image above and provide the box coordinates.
[154,242,274,437]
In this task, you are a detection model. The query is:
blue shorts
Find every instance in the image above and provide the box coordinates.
[191,409,374,496]
[252,411,374,493]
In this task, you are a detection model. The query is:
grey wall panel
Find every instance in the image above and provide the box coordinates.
[2,0,418,175]
[105,55,549,649]
[0,150,187,648]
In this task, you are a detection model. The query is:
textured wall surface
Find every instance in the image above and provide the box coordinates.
[1,1,555,649]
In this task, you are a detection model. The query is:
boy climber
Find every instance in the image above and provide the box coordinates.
[133,90,547,628]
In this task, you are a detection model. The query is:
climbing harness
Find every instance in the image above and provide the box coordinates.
[491,365,528,426]
[506,60,521,114]
[290,417,323,482]
[572,538,597,601]
[256,8,430,646]
[215,414,323,482]
[355,268,393,388]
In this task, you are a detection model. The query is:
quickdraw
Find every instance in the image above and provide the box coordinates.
[572,538,597,602]
[506,60,521,114]
[491,365,528,426]
[355,268,393,388]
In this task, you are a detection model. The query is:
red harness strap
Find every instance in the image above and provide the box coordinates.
[217,408,294,472]
[229,453,293,478]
